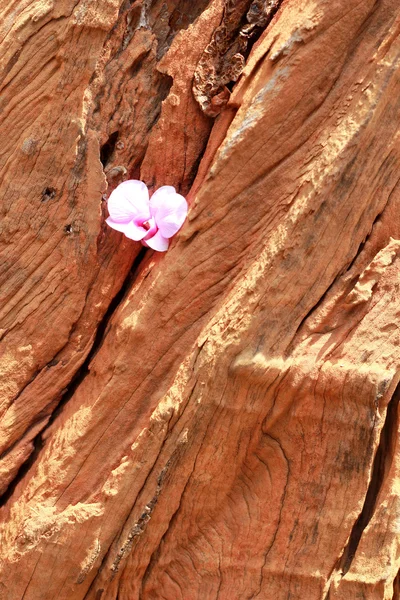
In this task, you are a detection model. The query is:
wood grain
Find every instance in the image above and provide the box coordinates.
[1,0,400,598]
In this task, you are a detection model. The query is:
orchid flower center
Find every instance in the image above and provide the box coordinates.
[137,216,157,239]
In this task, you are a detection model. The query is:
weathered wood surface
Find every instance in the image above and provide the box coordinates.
[1,0,400,598]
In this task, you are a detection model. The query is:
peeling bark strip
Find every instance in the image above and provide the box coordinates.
[1,0,400,599]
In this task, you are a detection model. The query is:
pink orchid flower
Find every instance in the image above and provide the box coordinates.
[106,180,188,252]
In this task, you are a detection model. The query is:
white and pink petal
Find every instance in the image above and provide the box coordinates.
[150,187,188,239]
[106,217,148,241]
[107,180,150,223]
[149,186,176,213]
[144,230,170,252]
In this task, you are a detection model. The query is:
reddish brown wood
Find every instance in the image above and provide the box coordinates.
[1,1,400,599]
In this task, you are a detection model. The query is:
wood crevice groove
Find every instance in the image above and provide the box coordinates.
[137,462,197,599]
[287,185,396,354]
[340,384,400,576]
[82,396,184,597]
[80,315,204,595]
[344,172,400,276]
[252,434,290,599]
[0,247,149,508]
[392,568,400,600]
[137,385,225,598]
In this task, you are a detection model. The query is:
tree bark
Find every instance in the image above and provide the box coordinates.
[1,0,400,598]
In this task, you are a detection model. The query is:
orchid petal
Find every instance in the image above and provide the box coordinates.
[150,187,188,239]
[107,180,150,223]
[144,230,170,251]
[150,186,176,207]
[106,217,148,241]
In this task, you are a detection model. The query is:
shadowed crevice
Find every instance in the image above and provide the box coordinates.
[340,385,400,575]
[393,569,400,600]
[0,247,149,507]
[155,0,213,60]
[100,131,120,167]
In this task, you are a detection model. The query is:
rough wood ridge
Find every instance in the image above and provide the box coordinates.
[1,0,400,598]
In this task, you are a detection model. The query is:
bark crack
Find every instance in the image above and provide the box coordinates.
[339,385,400,576]
[137,379,228,597]
[0,248,149,508]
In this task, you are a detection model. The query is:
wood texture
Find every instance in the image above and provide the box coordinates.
[1,0,400,598]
